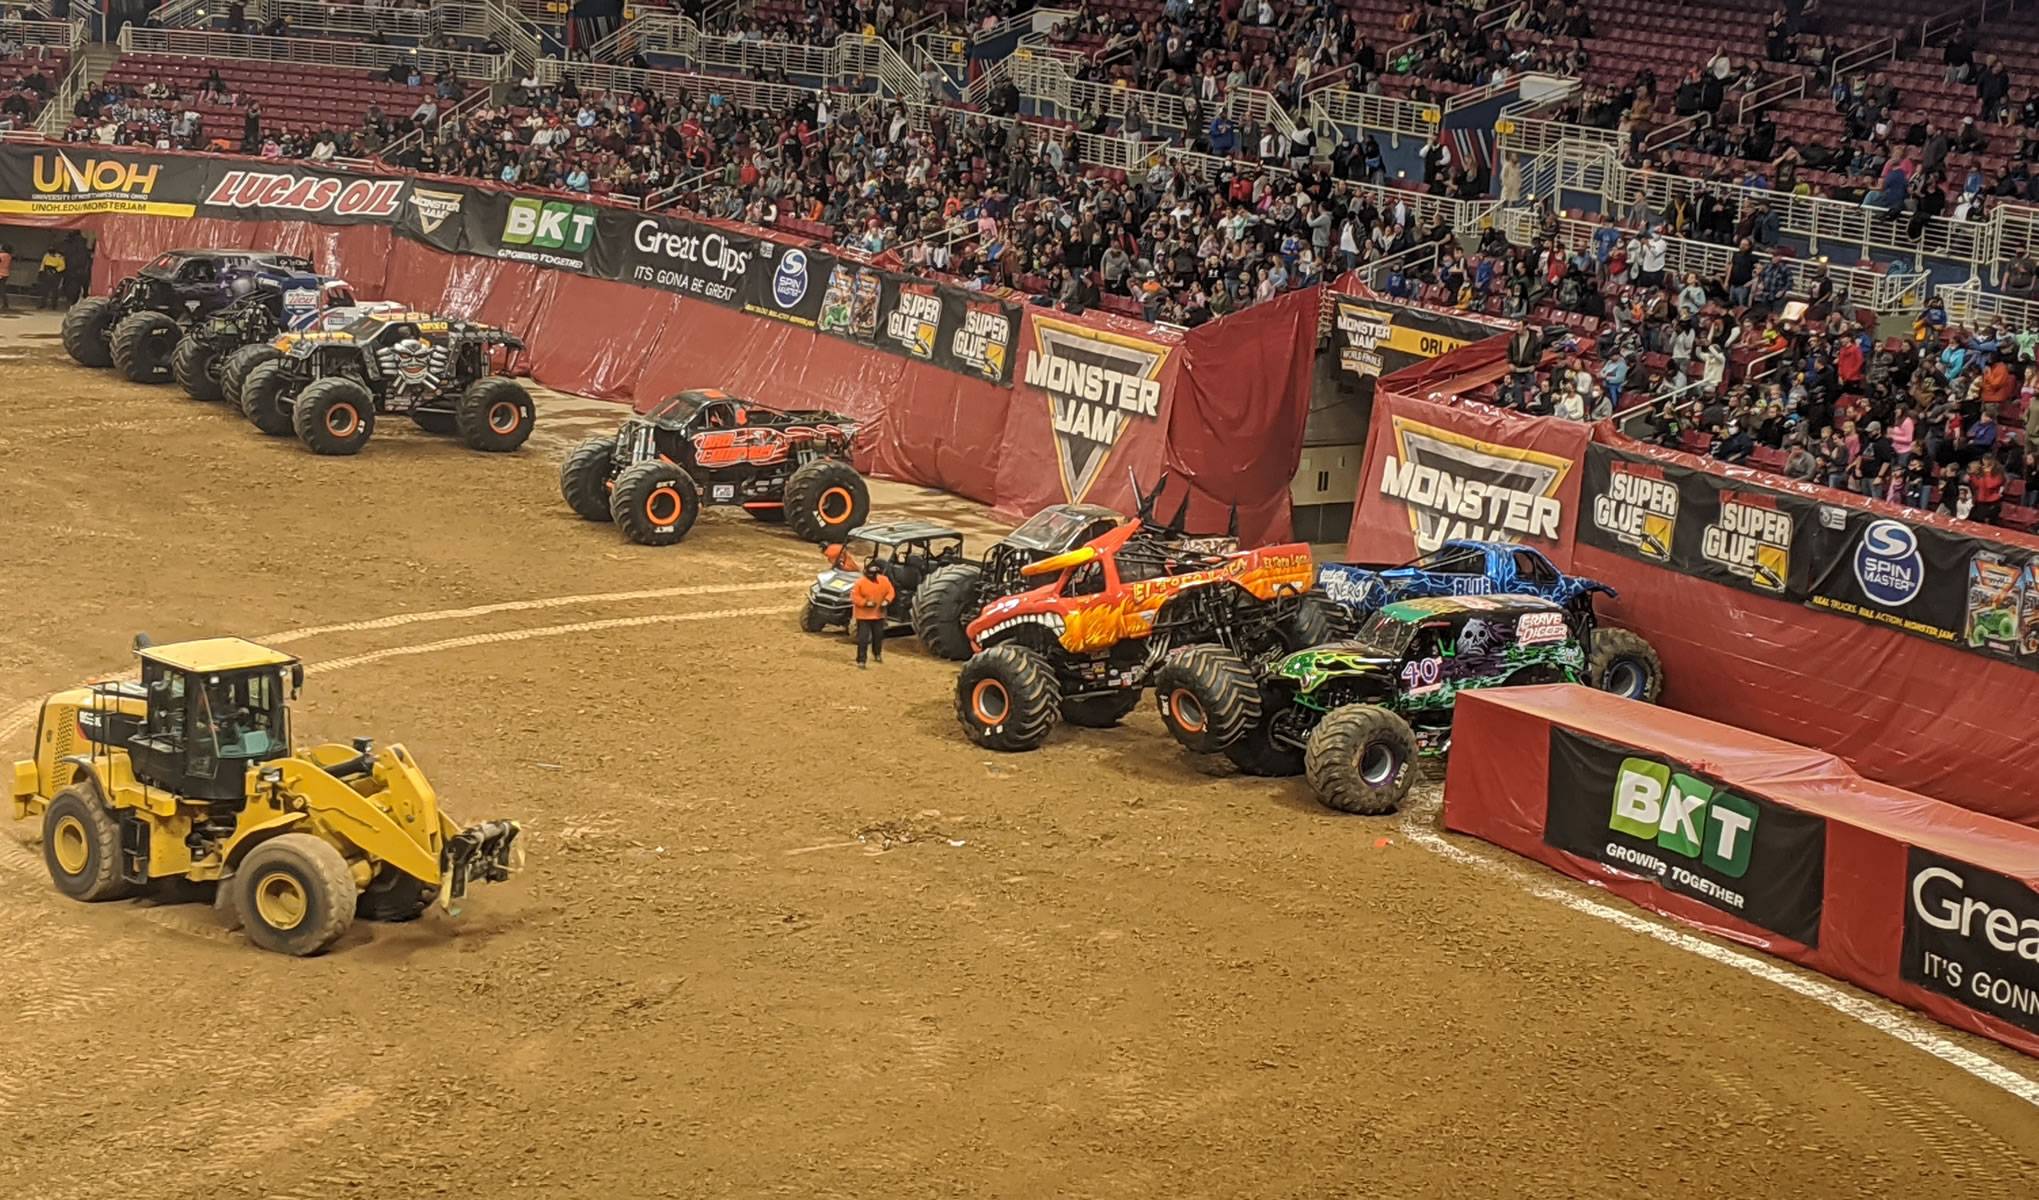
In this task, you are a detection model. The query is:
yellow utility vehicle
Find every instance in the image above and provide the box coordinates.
[11,636,518,956]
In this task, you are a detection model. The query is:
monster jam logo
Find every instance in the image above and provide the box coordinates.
[407,187,465,236]
[1591,462,1677,562]
[1024,318,1170,504]
[884,284,940,359]
[1334,302,1391,377]
[203,171,404,218]
[953,303,1012,381]
[501,197,597,268]
[1701,490,1791,593]
[1380,416,1570,552]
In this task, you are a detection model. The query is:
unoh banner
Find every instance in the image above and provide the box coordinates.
[0,142,1018,384]
[1577,442,2039,672]
[1346,390,1592,562]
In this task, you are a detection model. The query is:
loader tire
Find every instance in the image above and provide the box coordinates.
[911,562,983,661]
[1590,628,1664,703]
[457,376,535,453]
[239,359,299,436]
[955,644,1059,752]
[1059,689,1143,728]
[234,833,356,956]
[172,335,223,401]
[356,870,437,923]
[1304,705,1418,815]
[560,434,618,522]
[610,459,700,546]
[293,376,377,456]
[42,786,137,902]
[783,458,869,543]
[110,310,181,384]
[62,296,115,367]
[219,344,279,411]
[1152,644,1262,753]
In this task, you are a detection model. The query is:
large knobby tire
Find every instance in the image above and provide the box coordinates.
[1059,689,1142,728]
[911,562,984,660]
[410,408,458,435]
[110,310,181,384]
[240,359,300,436]
[955,644,1060,751]
[220,344,280,410]
[1305,705,1419,815]
[1591,627,1664,703]
[41,785,137,902]
[355,869,437,923]
[171,336,224,401]
[457,376,535,453]
[559,434,618,522]
[610,459,700,546]
[1223,685,1306,777]
[63,297,115,367]
[783,458,870,543]
[232,833,356,956]
[1151,644,1262,753]
[293,376,377,456]
[1290,589,1350,648]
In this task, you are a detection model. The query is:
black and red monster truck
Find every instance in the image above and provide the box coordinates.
[558,388,870,546]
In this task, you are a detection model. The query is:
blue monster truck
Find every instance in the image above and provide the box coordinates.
[61,248,318,383]
[1310,539,1663,701]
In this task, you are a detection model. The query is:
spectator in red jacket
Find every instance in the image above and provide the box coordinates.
[1968,453,2006,525]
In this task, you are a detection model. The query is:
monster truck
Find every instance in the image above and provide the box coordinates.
[1314,539,1662,701]
[62,248,318,382]
[237,309,532,456]
[912,474,1243,661]
[558,388,870,547]
[801,521,968,634]
[953,520,1316,752]
[1187,594,1660,816]
[180,273,402,404]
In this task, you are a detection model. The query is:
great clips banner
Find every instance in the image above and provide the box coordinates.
[1577,442,2039,672]
[1,143,1019,385]
[1444,686,2039,1059]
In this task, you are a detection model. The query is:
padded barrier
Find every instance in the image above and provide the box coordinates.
[1445,685,2039,1059]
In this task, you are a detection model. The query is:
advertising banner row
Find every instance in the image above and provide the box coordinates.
[1327,293,1505,384]
[1344,385,2039,827]
[0,143,1021,385]
[1444,687,2039,1059]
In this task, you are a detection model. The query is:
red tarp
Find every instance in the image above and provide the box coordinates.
[48,214,1312,545]
[1445,685,2039,1059]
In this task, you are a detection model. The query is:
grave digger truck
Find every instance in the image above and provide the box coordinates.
[9,636,519,956]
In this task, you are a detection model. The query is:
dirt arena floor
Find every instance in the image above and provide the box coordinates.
[0,308,2034,1199]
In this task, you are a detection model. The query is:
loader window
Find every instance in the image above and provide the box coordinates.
[196,671,285,764]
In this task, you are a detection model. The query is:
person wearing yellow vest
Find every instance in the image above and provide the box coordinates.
[36,246,65,309]
[849,559,895,668]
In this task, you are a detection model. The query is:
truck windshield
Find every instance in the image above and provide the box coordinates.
[1351,611,1419,656]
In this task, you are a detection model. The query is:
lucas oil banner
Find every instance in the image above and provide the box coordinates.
[1576,443,2039,672]
[0,143,1018,385]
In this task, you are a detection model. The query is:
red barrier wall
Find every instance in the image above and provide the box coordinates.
[1341,377,2039,829]
[57,214,1315,544]
[1445,686,2039,1059]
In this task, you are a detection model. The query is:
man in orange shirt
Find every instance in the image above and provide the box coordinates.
[850,559,896,668]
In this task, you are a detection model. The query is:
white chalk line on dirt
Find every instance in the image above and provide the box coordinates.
[264,578,808,644]
[307,605,797,674]
[1394,795,2039,1108]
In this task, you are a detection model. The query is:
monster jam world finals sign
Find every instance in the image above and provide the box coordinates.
[1024,317,1172,504]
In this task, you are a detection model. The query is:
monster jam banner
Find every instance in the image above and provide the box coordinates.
[1346,390,1592,562]
[0,143,407,224]
[1542,727,1827,946]
[1576,443,1818,600]
[1899,847,2039,1036]
[1330,294,1499,381]
[1013,313,1177,506]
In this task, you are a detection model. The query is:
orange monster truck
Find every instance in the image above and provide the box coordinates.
[954,520,1319,751]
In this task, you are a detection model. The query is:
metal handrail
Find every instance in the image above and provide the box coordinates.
[117,26,511,82]
[1,17,80,50]
[1942,280,2039,331]
[1306,84,1438,142]
[32,54,85,137]
[1735,71,1804,125]
[377,82,491,162]
[1826,35,1897,84]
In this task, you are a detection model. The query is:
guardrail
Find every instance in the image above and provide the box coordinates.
[3,17,81,51]
[1942,280,2039,332]
[1006,51,1192,135]
[33,53,85,138]
[536,58,820,117]
[1306,85,1438,143]
[587,13,923,99]
[379,82,491,162]
[251,0,544,68]
[1918,0,2019,48]
[118,26,512,82]
[1736,71,1805,125]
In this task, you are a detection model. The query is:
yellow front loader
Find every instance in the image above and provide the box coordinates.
[10,636,519,956]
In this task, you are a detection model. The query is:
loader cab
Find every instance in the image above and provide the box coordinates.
[128,639,300,804]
